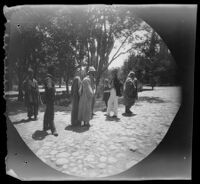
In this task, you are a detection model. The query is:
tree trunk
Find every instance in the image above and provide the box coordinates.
[18,74,24,102]
[65,78,69,95]
[95,75,101,96]
[59,76,62,88]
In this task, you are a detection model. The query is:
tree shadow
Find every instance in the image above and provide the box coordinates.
[141,88,153,92]
[122,113,137,117]
[138,96,167,103]
[65,124,74,131]
[105,116,120,122]
[32,130,48,141]
[6,100,27,116]
[65,125,90,133]
[12,118,32,125]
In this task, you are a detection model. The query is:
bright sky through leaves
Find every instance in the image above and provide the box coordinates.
[108,30,148,69]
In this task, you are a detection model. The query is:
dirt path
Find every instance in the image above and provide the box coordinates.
[7,87,181,178]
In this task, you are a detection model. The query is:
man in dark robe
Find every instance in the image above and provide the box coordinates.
[43,65,58,136]
[70,76,81,127]
[23,68,39,120]
[123,71,138,114]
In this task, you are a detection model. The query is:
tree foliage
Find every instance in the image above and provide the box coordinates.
[4,5,178,100]
[121,28,177,86]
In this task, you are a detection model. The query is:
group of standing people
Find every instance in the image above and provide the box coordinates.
[102,70,138,118]
[71,68,138,128]
[70,67,96,127]
[23,65,138,137]
[23,65,58,136]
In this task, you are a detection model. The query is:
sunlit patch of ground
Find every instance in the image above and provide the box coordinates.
[7,86,181,178]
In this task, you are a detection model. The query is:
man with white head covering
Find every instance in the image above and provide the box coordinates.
[78,66,96,127]
[123,71,138,114]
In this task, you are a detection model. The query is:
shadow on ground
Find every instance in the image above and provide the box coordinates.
[65,125,90,133]
[141,88,154,92]
[12,118,32,125]
[138,96,167,103]
[7,95,168,118]
[122,113,137,117]
[6,99,70,115]
[105,116,121,122]
[32,130,48,140]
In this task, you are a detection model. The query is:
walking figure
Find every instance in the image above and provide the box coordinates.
[43,65,58,136]
[23,68,39,121]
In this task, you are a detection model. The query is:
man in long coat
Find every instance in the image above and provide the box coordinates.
[23,68,39,120]
[43,65,58,136]
[78,66,96,127]
[123,71,138,114]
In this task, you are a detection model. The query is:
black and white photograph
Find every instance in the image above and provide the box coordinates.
[3,4,196,180]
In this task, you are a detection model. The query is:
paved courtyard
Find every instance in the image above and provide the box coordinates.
[7,87,181,178]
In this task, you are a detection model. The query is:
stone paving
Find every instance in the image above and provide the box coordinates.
[7,87,181,178]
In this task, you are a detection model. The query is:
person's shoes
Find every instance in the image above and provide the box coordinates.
[83,122,91,127]
[33,116,38,121]
[28,117,32,121]
[126,110,133,114]
[52,131,58,136]
[85,123,91,127]
[105,114,111,117]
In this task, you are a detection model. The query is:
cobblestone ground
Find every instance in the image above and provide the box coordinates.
[7,87,181,178]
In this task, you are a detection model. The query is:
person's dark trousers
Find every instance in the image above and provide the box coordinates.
[105,100,108,108]
[33,104,38,118]
[43,102,56,134]
[125,106,132,113]
[27,103,38,119]
[27,104,34,119]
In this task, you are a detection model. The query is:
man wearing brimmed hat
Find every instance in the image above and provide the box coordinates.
[123,71,138,114]
[23,68,40,120]
[43,65,58,136]
[78,66,96,127]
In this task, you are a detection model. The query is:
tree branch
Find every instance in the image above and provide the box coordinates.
[109,32,132,63]
[102,45,136,73]
[112,47,133,61]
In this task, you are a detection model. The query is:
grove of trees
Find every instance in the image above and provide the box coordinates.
[4,5,178,101]
[120,30,178,89]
